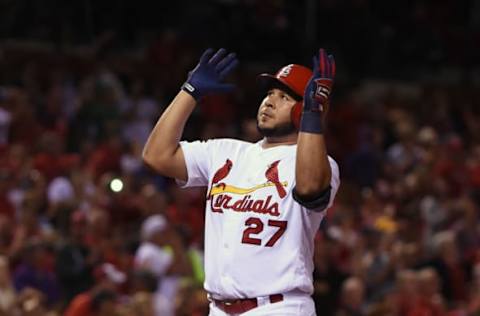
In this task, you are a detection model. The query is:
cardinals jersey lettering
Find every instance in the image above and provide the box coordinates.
[178,138,340,299]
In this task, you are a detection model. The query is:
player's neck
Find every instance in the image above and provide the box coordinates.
[261,134,297,148]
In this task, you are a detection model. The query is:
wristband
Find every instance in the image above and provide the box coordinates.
[299,111,323,134]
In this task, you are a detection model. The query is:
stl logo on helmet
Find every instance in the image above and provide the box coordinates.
[278,65,293,78]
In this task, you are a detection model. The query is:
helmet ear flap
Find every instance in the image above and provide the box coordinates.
[291,101,303,129]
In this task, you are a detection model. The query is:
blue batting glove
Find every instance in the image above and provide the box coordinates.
[300,48,335,134]
[182,48,239,101]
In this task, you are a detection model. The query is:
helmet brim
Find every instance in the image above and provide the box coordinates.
[257,74,303,102]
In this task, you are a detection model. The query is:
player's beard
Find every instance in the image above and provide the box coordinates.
[257,121,296,137]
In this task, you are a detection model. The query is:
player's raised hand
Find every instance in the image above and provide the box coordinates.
[182,48,239,101]
[304,48,335,113]
[300,48,335,134]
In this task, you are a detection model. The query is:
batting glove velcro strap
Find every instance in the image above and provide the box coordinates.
[181,82,200,100]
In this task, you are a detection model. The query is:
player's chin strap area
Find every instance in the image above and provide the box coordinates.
[208,293,284,314]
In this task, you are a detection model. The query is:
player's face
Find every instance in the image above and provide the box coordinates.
[257,88,297,137]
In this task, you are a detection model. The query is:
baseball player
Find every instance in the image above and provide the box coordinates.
[143,48,340,315]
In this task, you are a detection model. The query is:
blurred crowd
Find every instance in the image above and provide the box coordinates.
[0,1,480,315]
[1,0,479,78]
[0,42,212,315]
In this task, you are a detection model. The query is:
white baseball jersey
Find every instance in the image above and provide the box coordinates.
[178,138,340,299]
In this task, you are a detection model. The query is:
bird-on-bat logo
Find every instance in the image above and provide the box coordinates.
[207,159,233,200]
[265,160,286,198]
[207,159,288,216]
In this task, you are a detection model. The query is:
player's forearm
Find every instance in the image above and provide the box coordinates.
[142,91,196,171]
[295,49,335,199]
[295,132,331,198]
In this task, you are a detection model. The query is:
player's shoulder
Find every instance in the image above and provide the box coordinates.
[181,138,254,151]
[205,138,255,151]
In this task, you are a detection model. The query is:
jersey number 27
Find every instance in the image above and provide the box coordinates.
[241,217,287,247]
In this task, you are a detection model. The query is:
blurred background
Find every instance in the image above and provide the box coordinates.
[0,0,480,315]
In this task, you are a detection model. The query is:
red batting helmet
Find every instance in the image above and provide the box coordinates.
[257,64,313,129]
